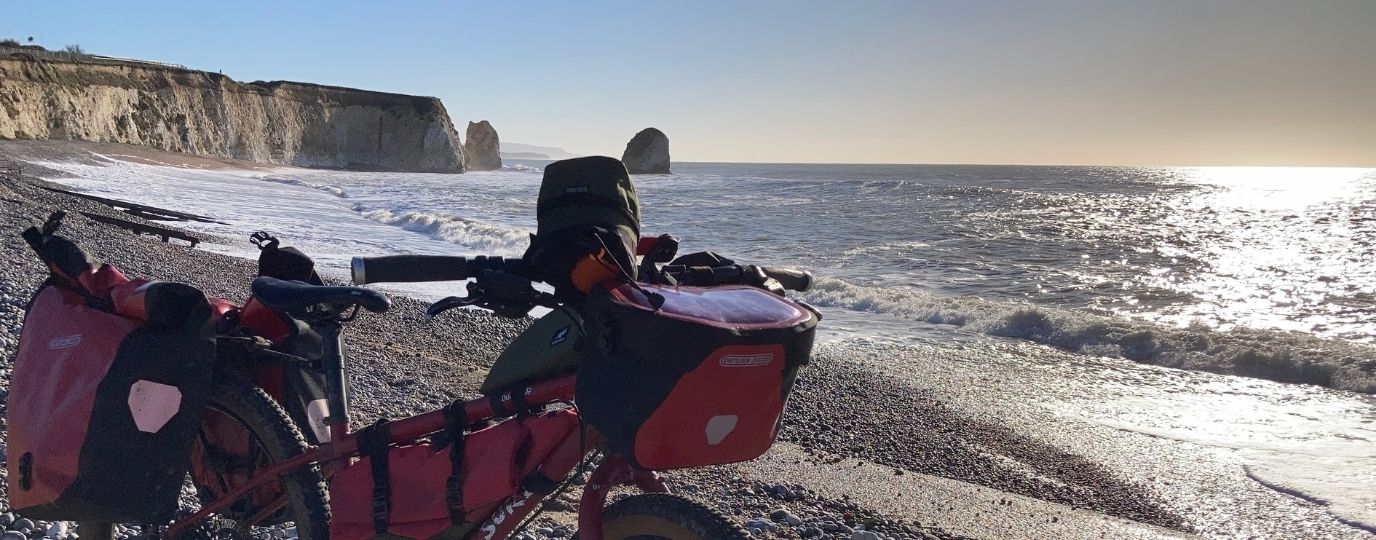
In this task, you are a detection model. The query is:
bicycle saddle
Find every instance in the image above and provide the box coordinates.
[251,277,391,313]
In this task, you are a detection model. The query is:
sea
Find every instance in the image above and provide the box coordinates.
[31,155,1376,535]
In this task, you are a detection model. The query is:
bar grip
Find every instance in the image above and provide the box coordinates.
[759,266,814,292]
[351,255,473,284]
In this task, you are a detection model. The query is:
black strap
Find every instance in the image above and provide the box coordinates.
[358,419,392,534]
[443,403,467,525]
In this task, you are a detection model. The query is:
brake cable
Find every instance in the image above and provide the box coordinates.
[509,405,598,537]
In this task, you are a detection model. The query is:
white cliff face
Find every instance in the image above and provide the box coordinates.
[0,57,465,172]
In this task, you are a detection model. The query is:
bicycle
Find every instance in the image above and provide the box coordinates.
[89,239,816,540]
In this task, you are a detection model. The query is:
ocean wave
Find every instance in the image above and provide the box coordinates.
[261,177,349,198]
[800,277,1376,394]
[356,206,530,256]
[502,164,542,173]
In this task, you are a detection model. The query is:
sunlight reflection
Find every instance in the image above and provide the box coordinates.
[1179,166,1375,209]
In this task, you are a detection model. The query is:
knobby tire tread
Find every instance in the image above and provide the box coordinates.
[194,379,330,540]
[585,493,752,540]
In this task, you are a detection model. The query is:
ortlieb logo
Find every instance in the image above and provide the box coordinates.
[719,353,774,367]
[549,325,571,347]
[48,335,82,350]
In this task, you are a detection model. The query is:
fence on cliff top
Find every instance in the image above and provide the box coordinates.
[0,48,187,70]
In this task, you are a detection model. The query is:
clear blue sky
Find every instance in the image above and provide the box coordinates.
[6,1,1374,165]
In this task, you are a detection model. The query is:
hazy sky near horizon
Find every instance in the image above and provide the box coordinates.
[5,1,1374,166]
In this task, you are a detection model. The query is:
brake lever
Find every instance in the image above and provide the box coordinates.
[427,295,480,319]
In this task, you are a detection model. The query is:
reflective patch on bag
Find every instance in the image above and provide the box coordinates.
[705,415,738,445]
[127,380,182,433]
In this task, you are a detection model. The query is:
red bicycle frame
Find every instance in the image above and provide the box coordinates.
[168,373,669,540]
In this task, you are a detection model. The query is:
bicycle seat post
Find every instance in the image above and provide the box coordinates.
[313,318,352,442]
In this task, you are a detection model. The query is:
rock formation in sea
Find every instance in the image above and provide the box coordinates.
[621,127,670,174]
[463,120,502,171]
[0,54,465,172]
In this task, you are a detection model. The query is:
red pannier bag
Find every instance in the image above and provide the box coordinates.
[329,409,580,540]
[7,229,216,521]
[576,282,817,470]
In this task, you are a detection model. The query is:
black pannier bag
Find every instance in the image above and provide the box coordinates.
[524,156,641,300]
[575,281,818,470]
[9,224,216,521]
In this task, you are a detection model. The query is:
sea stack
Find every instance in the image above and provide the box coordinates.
[463,120,502,171]
[621,127,670,174]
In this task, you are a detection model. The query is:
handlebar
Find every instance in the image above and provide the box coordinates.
[353,255,811,292]
[351,255,531,285]
[759,266,814,292]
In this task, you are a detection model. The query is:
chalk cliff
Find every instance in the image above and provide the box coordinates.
[0,55,465,172]
[463,120,501,171]
[621,127,670,174]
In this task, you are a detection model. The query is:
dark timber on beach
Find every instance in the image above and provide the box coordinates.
[0,160,19,183]
[38,186,226,224]
[78,212,201,248]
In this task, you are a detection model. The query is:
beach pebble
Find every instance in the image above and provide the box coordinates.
[744,518,775,532]
[44,522,66,540]
[2,532,26,540]
[13,518,34,533]
[850,531,882,540]
[0,513,13,527]
[768,508,803,526]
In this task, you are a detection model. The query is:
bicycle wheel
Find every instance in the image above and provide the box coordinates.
[181,379,330,540]
[588,493,751,540]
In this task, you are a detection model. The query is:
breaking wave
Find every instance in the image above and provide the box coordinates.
[356,206,529,256]
[260,177,349,198]
[502,164,541,173]
[801,277,1376,394]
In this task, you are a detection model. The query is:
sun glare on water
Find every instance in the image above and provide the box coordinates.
[1181,166,1375,209]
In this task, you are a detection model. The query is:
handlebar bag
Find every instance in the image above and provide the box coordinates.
[576,282,818,469]
[7,265,215,521]
[329,409,580,540]
[525,156,640,299]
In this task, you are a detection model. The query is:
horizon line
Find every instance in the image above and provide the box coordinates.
[508,157,1376,169]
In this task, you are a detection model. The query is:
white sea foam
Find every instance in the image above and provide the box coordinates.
[501,164,542,173]
[801,277,1376,393]
[260,176,349,198]
[355,206,530,257]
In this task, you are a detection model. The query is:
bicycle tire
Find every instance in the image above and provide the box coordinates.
[77,380,330,540]
[183,379,330,540]
[579,493,751,540]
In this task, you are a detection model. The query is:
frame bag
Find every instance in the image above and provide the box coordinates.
[576,282,817,470]
[329,409,581,540]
